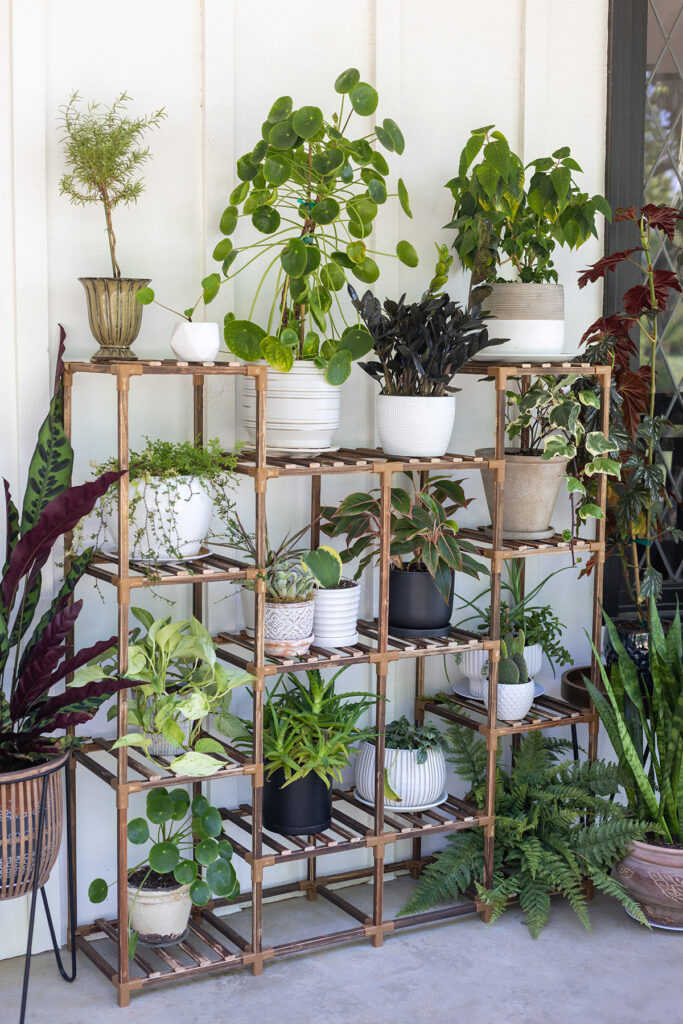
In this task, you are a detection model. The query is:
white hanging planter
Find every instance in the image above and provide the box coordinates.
[127,881,192,946]
[313,581,361,647]
[355,741,447,810]
[459,642,542,699]
[170,322,220,362]
[105,476,213,561]
[483,679,536,722]
[242,361,341,452]
[471,283,565,361]
[264,599,315,657]
[376,395,456,457]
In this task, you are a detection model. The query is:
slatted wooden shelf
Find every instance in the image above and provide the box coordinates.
[84,549,256,589]
[457,360,608,376]
[235,446,495,478]
[64,358,249,376]
[422,692,596,736]
[458,527,602,560]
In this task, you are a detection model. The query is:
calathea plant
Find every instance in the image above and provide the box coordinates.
[217,67,417,385]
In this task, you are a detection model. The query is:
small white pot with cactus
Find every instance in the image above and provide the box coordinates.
[302,546,361,648]
[483,631,535,722]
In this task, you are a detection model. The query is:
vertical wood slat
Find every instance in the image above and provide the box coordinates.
[589,368,612,761]
[251,367,267,969]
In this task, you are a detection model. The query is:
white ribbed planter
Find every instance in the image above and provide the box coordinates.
[128,881,192,946]
[242,361,341,452]
[143,697,190,757]
[170,321,220,362]
[105,476,213,560]
[459,643,542,699]
[472,283,565,360]
[313,581,361,647]
[376,395,456,457]
[476,448,570,540]
[264,599,315,657]
[355,741,447,810]
[483,680,535,722]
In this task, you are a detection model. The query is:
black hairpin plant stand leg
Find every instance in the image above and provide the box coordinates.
[19,760,76,1024]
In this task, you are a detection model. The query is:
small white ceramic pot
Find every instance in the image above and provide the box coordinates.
[483,680,535,722]
[128,881,192,946]
[355,741,447,810]
[106,476,213,561]
[242,361,341,452]
[376,395,456,457]
[312,581,361,647]
[459,643,541,699]
[170,322,220,362]
[264,599,315,657]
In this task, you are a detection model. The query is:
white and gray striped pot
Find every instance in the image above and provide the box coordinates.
[376,395,456,457]
[471,282,565,360]
[242,361,341,452]
[312,581,361,647]
[355,741,447,810]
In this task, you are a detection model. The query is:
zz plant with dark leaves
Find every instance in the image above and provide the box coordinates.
[0,329,135,771]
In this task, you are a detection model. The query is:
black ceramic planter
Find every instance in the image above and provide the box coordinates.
[388,565,454,638]
[603,618,670,694]
[263,768,332,836]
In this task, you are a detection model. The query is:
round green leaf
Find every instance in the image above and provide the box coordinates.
[173,859,197,885]
[206,857,237,898]
[222,250,238,275]
[251,139,268,163]
[350,139,373,165]
[311,197,340,225]
[195,838,219,867]
[311,285,332,314]
[224,319,265,361]
[236,154,259,181]
[218,839,234,861]
[311,148,345,177]
[202,272,221,304]
[219,205,238,235]
[213,238,233,262]
[136,286,154,305]
[339,325,373,359]
[350,82,379,116]
[302,330,320,358]
[331,250,353,269]
[292,105,323,139]
[268,95,293,123]
[269,120,297,150]
[263,153,290,186]
[127,817,150,845]
[346,241,366,264]
[149,841,180,875]
[230,181,249,205]
[279,327,299,348]
[368,178,387,204]
[169,789,190,818]
[397,178,412,218]
[371,151,389,175]
[396,240,419,267]
[320,262,345,291]
[374,124,395,152]
[191,793,209,816]
[200,806,223,838]
[352,256,380,283]
[261,336,294,373]
[334,67,360,94]
[146,792,174,825]
[280,238,307,277]
[304,245,321,273]
[383,118,405,155]
[252,205,281,234]
[340,161,353,182]
[325,349,353,385]
[190,878,211,907]
[88,878,108,904]
[351,196,377,224]
[347,210,371,239]
[289,276,308,302]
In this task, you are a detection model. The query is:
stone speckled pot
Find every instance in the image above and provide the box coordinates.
[615,840,683,929]
[476,447,569,539]
[264,599,315,657]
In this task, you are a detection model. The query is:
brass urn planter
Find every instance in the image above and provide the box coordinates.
[79,277,150,361]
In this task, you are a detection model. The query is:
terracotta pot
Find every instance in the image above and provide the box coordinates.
[471,282,565,361]
[476,447,569,540]
[615,840,683,929]
[79,277,150,361]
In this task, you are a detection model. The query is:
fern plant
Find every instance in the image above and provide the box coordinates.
[399,727,650,936]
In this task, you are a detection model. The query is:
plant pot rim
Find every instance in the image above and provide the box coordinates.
[487,281,564,292]
[317,578,360,590]
[629,838,683,857]
[246,358,330,373]
[265,597,315,606]
[0,750,69,785]
[377,393,457,402]
[78,276,151,284]
[126,880,191,897]
[476,446,570,465]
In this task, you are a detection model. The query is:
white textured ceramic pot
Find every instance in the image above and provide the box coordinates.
[242,361,341,452]
[170,321,220,362]
[128,881,192,946]
[376,395,456,457]
[106,476,213,560]
[460,643,542,698]
[240,586,255,633]
[472,283,564,360]
[313,581,361,647]
[264,599,315,657]
[483,680,535,722]
[476,448,569,540]
[355,741,447,810]
[143,698,189,757]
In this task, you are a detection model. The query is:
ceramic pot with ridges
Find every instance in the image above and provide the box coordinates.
[127,881,192,946]
[376,395,456,457]
[312,581,361,647]
[459,642,542,699]
[142,697,190,757]
[614,840,683,929]
[477,447,569,540]
[242,361,341,452]
[471,282,564,361]
[264,599,315,657]
[483,679,535,721]
[355,741,447,810]
[105,476,213,561]
[79,277,150,361]
[170,322,220,362]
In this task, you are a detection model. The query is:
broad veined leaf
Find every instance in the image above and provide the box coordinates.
[224,319,265,361]
[169,751,226,777]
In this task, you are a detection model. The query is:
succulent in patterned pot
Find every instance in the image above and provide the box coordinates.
[483,631,535,722]
[263,559,316,657]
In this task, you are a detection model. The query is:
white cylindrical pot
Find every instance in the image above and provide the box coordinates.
[472,283,565,360]
[106,476,213,560]
[376,395,456,457]
[355,741,447,810]
[170,322,220,362]
[476,448,569,540]
[459,648,489,698]
[524,642,543,678]
[128,881,192,946]
[242,361,341,452]
[264,599,315,657]
[312,581,361,647]
[483,680,535,722]
[240,586,255,633]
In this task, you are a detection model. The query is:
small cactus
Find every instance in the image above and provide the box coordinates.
[265,559,315,603]
[497,632,529,685]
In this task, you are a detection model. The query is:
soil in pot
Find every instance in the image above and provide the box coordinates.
[388,565,454,639]
[263,768,332,835]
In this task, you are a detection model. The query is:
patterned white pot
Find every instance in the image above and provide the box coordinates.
[170,321,220,362]
[242,361,341,452]
[264,599,315,657]
[471,283,564,360]
[483,680,535,721]
[459,643,541,699]
[355,741,447,810]
[376,395,456,457]
[105,476,213,560]
[313,581,361,647]
[128,881,192,946]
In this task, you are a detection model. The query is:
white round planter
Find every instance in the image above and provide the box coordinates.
[355,741,447,810]
[127,881,192,946]
[170,322,220,362]
[477,448,570,540]
[242,361,341,452]
[264,599,315,657]
[312,581,361,647]
[483,679,535,722]
[472,283,565,361]
[105,476,213,561]
[460,643,542,700]
[376,395,456,457]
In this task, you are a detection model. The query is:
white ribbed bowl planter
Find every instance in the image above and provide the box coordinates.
[483,680,535,722]
[476,448,569,540]
[459,643,542,699]
[355,741,447,810]
[376,395,456,457]
[264,599,315,657]
[128,881,192,946]
[142,697,190,757]
[105,476,213,560]
[472,283,565,360]
[242,361,341,452]
[170,322,220,362]
[312,581,361,647]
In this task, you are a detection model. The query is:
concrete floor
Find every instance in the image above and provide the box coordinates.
[0,878,678,1024]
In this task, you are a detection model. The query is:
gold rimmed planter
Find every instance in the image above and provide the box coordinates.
[79,277,150,361]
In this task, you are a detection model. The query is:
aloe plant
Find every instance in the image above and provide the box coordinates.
[585,600,682,844]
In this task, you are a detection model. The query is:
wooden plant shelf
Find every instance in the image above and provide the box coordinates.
[458,527,602,561]
[235,446,496,479]
[422,693,596,737]
[86,549,256,589]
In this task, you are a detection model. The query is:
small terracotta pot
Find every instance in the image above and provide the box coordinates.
[79,277,150,361]
[615,840,683,929]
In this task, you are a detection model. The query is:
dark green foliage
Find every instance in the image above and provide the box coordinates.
[384,716,449,763]
[399,728,650,936]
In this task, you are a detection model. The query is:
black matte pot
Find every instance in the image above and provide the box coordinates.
[263,768,332,836]
[603,618,670,695]
[388,565,454,638]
